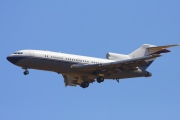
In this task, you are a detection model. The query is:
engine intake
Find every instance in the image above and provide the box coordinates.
[106,52,130,60]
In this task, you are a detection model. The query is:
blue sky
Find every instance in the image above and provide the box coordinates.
[1,0,180,120]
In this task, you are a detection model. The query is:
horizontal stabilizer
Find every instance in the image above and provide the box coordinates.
[147,44,180,55]
[148,44,180,49]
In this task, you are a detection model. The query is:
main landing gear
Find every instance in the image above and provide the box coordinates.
[97,76,104,83]
[80,81,89,88]
[80,76,105,88]
[23,69,29,75]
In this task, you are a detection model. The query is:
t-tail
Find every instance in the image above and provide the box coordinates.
[129,44,180,70]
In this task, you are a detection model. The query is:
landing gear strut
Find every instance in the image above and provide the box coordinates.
[23,70,29,75]
[97,76,104,83]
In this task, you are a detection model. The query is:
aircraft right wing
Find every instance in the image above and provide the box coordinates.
[71,54,161,72]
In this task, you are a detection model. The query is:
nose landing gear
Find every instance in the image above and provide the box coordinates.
[23,69,29,75]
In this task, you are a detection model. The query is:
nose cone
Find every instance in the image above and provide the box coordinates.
[7,56,19,64]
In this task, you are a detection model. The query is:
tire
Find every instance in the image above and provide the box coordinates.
[80,82,89,88]
[24,70,29,75]
[97,76,104,83]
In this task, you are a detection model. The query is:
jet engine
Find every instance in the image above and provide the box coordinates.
[106,52,130,60]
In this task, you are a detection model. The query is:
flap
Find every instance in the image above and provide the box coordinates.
[62,74,79,86]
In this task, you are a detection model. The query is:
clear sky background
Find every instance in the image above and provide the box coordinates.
[1,0,180,120]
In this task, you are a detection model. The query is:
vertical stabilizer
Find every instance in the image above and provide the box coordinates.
[129,44,156,58]
[129,44,180,69]
[129,44,157,70]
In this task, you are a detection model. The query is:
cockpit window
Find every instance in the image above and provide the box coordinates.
[14,52,23,54]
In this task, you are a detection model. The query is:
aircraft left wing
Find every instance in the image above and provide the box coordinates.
[71,54,161,72]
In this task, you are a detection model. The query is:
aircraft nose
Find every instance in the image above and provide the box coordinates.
[7,56,19,64]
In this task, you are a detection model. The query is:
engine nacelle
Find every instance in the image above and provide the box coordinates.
[106,52,130,60]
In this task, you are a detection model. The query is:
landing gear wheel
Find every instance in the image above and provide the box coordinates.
[24,70,29,75]
[84,82,89,88]
[97,76,104,83]
[80,82,89,88]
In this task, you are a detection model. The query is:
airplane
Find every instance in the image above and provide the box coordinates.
[7,44,180,88]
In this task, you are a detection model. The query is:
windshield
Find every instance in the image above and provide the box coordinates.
[14,52,23,54]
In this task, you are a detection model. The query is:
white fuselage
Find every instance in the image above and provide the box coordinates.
[8,50,111,73]
[7,44,179,88]
[7,49,146,80]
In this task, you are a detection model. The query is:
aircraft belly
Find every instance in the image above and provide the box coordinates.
[15,57,146,80]
[15,57,92,76]
[16,57,73,73]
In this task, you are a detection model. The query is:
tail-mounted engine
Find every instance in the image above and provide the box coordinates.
[106,52,130,60]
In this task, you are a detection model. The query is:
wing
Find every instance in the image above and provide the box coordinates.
[71,54,161,72]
